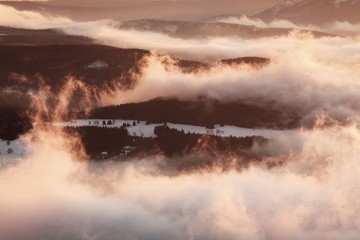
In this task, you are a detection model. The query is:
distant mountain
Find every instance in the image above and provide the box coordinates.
[0,27,94,46]
[0,0,279,21]
[254,0,360,25]
[120,19,332,39]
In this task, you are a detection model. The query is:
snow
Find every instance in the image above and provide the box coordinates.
[86,60,109,69]
[167,123,208,135]
[0,139,26,167]
[331,0,360,7]
[164,25,178,33]
[127,124,159,138]
[274,0,303,14]
[53,119,136,128]
[167,123,295,138]
[52,119,297,139]
[274,0,358,13]
[0,139,26,157]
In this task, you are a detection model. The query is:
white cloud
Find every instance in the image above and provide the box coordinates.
[1,124,360,239]
[213,15,308,29]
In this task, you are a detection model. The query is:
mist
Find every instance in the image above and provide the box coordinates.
[213,15,360,37]
[1,122,360,239]
[1,3,360,240]
[98,34,360,127]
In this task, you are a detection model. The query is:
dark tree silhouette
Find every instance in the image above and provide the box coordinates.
[0,106,32,141]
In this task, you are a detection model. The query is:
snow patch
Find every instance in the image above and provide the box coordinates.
[0,139,26,167]
[86,60,109,69]
[274,0,303,14]
[164,25,178,33]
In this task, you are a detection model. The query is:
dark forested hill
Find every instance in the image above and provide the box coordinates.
[0,26,94,46]
[0,44,148,91]
[0,105,32,140]
[90,98,300,129]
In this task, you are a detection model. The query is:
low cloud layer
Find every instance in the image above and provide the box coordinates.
[213,15,360,37]
[101,35,360,127]
[213,15,307,29]
[0,124,360,240]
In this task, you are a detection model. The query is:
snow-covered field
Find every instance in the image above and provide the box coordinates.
[0,120,295,163]
[52,119,296,138]
[0,120,295,162]
[86,60,109,69]
[0,139,26,167]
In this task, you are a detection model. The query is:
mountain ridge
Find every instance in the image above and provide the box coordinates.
[254,0,360,25]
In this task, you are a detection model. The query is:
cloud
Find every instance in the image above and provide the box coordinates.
[327,21,360,36]
[99,34,360,127]
[1,123,360,240]
[213,15,310,29]
[212,15,360,37]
